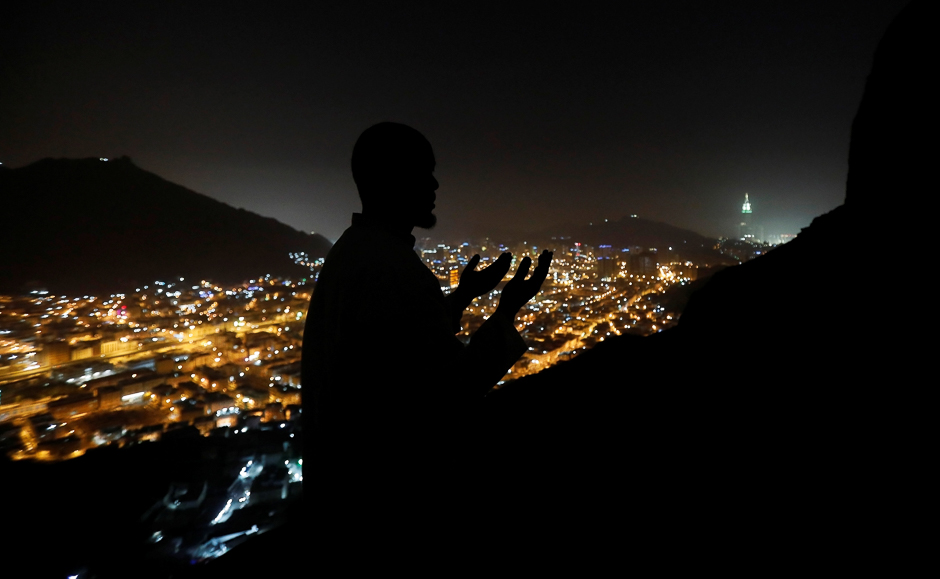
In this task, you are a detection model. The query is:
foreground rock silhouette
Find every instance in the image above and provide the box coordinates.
[480,0,931,568]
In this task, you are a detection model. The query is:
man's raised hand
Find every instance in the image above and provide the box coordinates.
[458,252,512,299]
[495,249,553,320]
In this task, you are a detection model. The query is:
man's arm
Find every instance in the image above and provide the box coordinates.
[448,250,554,395]
[443,285,474,333]
[376,249,553,401]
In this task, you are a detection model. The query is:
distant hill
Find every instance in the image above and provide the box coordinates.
[536,216,724,260]
[0,157,332,295]
[485,215,727,264]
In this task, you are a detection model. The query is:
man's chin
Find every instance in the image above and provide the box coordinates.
[415,213,437,230]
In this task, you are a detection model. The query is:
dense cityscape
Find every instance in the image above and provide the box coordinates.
[1,198,783,461]
[0,211,771,569]
[0,234,747,456]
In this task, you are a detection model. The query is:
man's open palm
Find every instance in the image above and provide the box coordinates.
[498,249,553,316]
[459,252,512,298]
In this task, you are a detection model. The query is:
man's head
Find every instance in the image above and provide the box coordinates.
[351,122,439,229]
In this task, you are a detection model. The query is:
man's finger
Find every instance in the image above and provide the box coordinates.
[535,250,552,275]
[460,255,479,280]
[490,252,512,278]
[511,256,532,281]
[466,254,481,272]
[527,251,553,289]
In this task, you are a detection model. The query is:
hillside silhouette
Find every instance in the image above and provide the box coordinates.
[0,157,332,295]
[479,0,929,567]
[484,214,727,265]
[540,215,720,259]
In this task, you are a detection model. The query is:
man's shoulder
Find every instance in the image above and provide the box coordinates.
[320,227,374,268]
[329,226,427,266]
[319,226,430,286]
[329,226,367,253]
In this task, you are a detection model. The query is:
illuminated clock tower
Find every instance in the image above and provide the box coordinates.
[739,193,755,241]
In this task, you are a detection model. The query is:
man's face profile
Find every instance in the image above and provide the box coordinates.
[396,152,438,230]
[352,122,439,230]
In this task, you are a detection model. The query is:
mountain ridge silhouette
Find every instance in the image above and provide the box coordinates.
[477,215,727,264]
[0,156,332,295]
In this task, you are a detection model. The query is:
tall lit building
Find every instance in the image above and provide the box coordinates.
[596,244,617,281]
[738,193,757,242]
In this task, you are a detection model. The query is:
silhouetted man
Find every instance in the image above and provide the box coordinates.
[302,122,552,554]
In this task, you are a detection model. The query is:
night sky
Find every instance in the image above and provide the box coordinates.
[1,1,908,242]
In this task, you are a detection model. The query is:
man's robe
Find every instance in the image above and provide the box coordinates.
[301,214,526,527]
